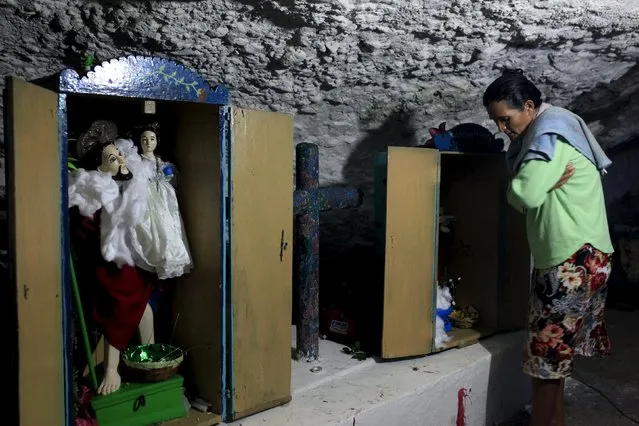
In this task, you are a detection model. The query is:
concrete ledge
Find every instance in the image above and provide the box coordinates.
[228,331,531,426]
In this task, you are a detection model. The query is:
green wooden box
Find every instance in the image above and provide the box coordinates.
[91,375,187,426]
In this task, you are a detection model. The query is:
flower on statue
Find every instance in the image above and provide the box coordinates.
[162,164,174,177]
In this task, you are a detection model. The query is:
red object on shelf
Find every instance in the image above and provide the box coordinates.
[321,308,357,345]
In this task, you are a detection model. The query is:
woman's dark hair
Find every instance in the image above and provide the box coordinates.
[130,121,161,148]
[75,120,119,169]
[482,68,542,110]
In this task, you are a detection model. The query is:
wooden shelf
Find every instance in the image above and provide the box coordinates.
[440,328,480,351]
[436,327,498,352]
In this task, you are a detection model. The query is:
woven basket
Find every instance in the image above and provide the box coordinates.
[450,306,479,329]
[451,316,477,329]
[122,344,184,383]
[123,363,181,383]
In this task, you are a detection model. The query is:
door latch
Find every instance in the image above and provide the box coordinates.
[279,230,288,262]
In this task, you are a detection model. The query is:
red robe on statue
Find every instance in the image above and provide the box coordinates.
[70,207,153,351]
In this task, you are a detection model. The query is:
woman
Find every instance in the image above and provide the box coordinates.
[483,69,614,426]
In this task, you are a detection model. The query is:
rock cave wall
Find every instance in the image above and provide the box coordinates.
[1,0,639,259]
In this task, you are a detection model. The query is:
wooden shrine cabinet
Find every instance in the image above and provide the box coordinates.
[4,56,293,426]
[373,147,531,359]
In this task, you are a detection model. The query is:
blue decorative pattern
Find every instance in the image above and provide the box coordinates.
[59,55,229,105]
[220,106,232,421]
[58,93,74,426]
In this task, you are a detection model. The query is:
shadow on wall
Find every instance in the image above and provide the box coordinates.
[232,0,307,30]
[567,64,639,306]
[569,62,639,117]
[599,139,639,308]
[321,107,418,252]
[568,63,639,152]
[94,0,205,3]
[603,138,639,210]
[317,108,418,348]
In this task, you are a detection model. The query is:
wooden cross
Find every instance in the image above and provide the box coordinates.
[293,143,363,361]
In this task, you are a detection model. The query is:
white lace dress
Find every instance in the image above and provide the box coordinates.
[68,166,146,269]
[117,141,194,280]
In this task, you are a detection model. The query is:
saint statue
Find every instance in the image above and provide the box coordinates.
[68,120,155,395]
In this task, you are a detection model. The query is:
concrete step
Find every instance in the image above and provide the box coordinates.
[227,330,531,426]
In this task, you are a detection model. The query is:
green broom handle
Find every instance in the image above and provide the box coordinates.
[69,250,99,390]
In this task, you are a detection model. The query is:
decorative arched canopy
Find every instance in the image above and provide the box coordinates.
[57,55,229,105]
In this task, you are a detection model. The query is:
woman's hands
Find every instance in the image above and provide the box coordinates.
[550,162,575,191]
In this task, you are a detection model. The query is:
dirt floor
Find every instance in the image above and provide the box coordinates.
[500,308,639,426]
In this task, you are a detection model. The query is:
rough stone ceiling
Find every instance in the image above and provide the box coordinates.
[1,0,638,190]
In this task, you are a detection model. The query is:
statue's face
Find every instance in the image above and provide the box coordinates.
[99,144,129,177]
[140,130,157,154]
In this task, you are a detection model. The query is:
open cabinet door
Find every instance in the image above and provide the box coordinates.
[381,147,439,359]
[5,78,66,425]
[225,107,293,421]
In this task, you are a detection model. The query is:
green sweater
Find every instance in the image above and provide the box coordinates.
[507,138,613,269]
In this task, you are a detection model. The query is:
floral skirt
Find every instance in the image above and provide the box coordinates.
[522,244,612,379]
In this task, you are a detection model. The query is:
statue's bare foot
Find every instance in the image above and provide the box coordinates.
[97,369,121,395]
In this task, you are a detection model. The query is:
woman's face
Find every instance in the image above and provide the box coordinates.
[486,99,537,142]
[140,130,158,153]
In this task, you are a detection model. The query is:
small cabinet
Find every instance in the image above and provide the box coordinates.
[373,146,530,359]
[4,56,293,425]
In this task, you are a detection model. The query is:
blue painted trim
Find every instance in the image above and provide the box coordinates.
[219,108,228,421]
[220,106,234,421]
[4,77,21,425]
[58,56,229,105]
[58,94,74,426]
[430,149,441,353]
